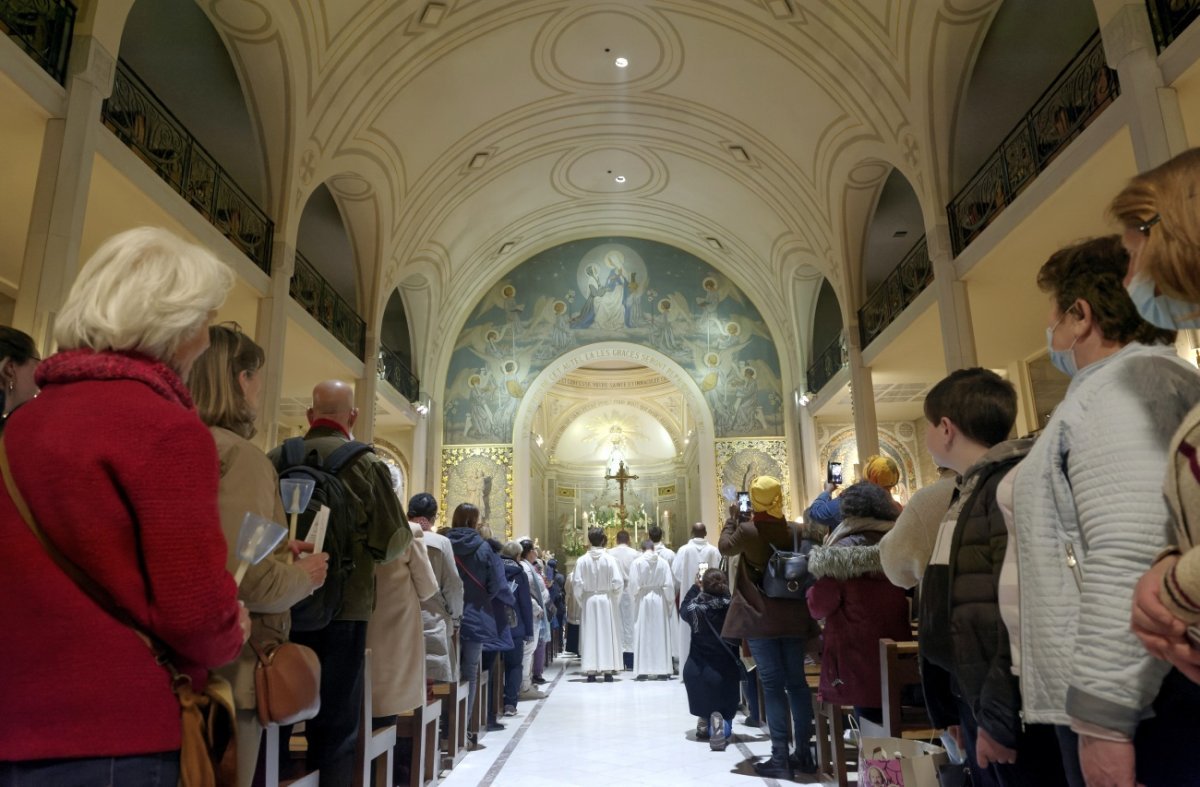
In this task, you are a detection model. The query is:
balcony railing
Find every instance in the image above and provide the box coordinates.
[947,32,1119,256]
[290,251,366,359]
[378,343,419,403]
[1147,0,1200,52]
[806,333,848,395]
[101,59,273,275]
[858,236,934,349]
[0,0,75,84]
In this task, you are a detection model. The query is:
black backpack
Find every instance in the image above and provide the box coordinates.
[274,436,373,632]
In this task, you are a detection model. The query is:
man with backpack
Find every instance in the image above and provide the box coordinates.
[271,380,410,787]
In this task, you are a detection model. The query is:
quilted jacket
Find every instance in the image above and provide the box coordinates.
[1013,342,1200,736]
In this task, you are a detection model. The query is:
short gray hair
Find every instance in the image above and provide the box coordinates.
[55,227,234,364]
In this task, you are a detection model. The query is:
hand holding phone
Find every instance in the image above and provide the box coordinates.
[826,461,843,486]
[737,491,751,515]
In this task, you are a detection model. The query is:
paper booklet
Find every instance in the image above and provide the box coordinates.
[304,506,331,556]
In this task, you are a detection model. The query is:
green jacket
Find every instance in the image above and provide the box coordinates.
[273,425,411,621]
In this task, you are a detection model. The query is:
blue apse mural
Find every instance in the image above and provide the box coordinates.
[443,237,784,444]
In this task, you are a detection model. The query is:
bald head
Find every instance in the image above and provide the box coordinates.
[308,380,358,430]
[691,522,707,539]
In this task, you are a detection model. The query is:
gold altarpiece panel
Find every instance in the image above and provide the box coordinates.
[441,444,514,538]
[715,438,791,520]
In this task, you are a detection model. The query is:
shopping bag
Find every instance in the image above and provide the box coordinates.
[859,736,948,787]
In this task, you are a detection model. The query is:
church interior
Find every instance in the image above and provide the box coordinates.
[6,0,1200,785]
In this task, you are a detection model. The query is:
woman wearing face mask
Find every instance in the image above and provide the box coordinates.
[1011,236,1200,787]
[1113,151,1200,691]
[0,327,40,430]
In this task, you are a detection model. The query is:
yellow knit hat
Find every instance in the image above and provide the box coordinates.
[750,475,784,519]
[863,454,900,489]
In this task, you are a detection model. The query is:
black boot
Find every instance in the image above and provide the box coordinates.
[753,753,793,780]
[789,747,817,774]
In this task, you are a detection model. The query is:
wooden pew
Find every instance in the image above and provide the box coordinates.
[431,680,469,769]
[354,649,397,787]
[879,639,937,740]
[396,698,442,787]
[262,724,319,787]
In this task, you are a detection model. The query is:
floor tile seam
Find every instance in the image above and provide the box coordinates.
[475,662,568,787]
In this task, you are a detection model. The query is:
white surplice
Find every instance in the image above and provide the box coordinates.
[652,542,679,659]
[572,547,624,674]
[628,551,676,677]
[607,543,640,652]
[671,537,722,668]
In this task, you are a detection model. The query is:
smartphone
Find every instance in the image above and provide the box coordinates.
[736,491,751,513]
[827,461,843,485]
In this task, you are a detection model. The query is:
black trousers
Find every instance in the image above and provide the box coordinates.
[287,620,368,787]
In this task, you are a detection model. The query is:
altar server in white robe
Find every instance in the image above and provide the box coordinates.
[629,542,676,678]
[572,528,624,681]
[672,522,721,669]
[608,529,640,668]
[648,525,679,662]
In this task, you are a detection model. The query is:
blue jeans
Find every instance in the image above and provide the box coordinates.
[747,637,813,757]
[0,752,179,786]
[461,639,484,725]
[503,642,524,707]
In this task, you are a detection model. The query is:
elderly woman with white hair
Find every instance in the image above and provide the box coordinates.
[0,227,250,786]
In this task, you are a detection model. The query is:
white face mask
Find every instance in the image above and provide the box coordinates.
[1125,275,1200,330]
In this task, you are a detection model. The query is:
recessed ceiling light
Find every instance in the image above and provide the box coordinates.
[614,57,629,68]
[614,175,626,183]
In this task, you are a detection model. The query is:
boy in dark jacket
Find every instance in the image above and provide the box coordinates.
[919,368,1063,786]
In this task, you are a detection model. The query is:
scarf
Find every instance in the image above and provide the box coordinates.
[684,592,731,634]
[35,349,194,409]
[824,515,896,546]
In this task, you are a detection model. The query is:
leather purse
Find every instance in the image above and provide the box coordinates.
[250,640,321,726]
[760,524,816,601]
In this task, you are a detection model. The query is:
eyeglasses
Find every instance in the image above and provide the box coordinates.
[1136,214,1162,237]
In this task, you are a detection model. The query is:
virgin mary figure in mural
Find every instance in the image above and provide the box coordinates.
[594,252,630,330]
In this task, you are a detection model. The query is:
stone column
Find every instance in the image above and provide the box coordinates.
[929,225,978,372]
[845,321,880,462]
[1099,1,1189,169]
[253,238,295,448]
[355,331,381,443]
[410,403,431,494]
[13,36,115,352]
[796,396,822,509]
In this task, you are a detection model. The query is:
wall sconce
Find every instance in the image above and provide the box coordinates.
[534,433,544,448]
[414,391,430,416]
[794,390,811,407]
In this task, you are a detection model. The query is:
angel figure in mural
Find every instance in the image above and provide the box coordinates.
[731,366,760,433]
[550,301,573,349]
[593,251,630,330]
[695,276,723,348]
[484,328,507,360]
[650,298,684,353]
[502,284,524,344]
[464,372,497,441]
[570,264,604,329]
[627,272,645,325]
[700,352,733,433]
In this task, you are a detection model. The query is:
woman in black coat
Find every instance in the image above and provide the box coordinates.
[680,568,741,751]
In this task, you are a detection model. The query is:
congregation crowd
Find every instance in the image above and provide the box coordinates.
[4,148,1200,787]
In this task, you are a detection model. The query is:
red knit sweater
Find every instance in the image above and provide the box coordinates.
[0,350,244,760]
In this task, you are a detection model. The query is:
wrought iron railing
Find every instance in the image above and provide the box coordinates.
[101,59,273,275]
[378,343,420,403]
[858,236,934,348]
[947,32,1119,255]
[290,251,366,359]
[1147,0,1200,52]
[806,333,847,395]
[0,0,75,84]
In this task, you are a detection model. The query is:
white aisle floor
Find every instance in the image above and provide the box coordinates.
[438,653,831,787]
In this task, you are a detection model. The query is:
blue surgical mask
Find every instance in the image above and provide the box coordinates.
[1125,275,1200,330]
[1046,318,1078,377]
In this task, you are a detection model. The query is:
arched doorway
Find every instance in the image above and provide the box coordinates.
[511,342,719,549]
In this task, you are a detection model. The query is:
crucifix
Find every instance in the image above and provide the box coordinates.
[604,460,639,527]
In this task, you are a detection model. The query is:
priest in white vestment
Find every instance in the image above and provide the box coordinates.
[608,529,640,669]
[648,526,679,662]
[629,545,676,678]
[572,528,624,681]
[672,523,722,669]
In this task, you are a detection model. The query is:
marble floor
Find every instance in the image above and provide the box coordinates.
[439,653,834,787]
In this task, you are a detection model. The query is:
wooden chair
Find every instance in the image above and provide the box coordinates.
[262,725,319,787]
[468,661,486,739]
[879,639,937,740]
[355,649,397,787]
[489,658,505,724]
[813,699,856,787]
[396,698,442,787]
[431,680,469,770]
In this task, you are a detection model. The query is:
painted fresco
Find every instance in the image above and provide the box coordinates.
[440,446,513,537]
[444,238,784,444]
[716,438,792,520]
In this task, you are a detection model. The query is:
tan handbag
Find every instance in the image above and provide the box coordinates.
[1,438,237,787]
[251,640,322,726]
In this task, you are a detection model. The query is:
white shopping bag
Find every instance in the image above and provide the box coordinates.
[859,736,948,787]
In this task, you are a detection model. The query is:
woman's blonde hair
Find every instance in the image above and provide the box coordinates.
[191,324,265,439]
[1109,148,1200,302]
[55,227,234,365]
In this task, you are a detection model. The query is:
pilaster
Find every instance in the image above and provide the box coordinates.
[930,225,978,372]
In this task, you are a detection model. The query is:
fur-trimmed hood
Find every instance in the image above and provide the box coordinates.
[807,543,883,580]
